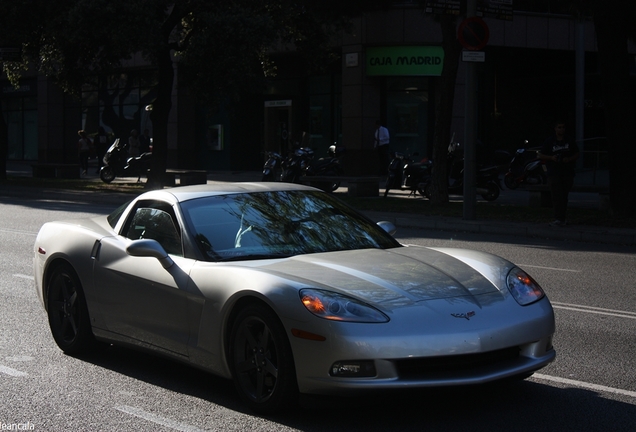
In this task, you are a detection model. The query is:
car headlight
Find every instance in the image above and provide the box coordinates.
[507,267,545,305]
[299,289,389,323]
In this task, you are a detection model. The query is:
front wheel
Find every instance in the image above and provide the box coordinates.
[229,304,298,414]
[481,181,500,201]
[100,166,116,183]
[47,263,94,355]
[503,173,518,190]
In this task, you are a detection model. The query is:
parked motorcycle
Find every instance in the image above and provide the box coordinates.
[383,152,432,197]
[421,141,501,201]
[503,142,547,189]
[281,144,345,192]
[261,151,284,182]
[99,138,152,183]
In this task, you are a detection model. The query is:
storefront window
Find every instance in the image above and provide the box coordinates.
[386,77,430,157]
[2,82,38,160]
[82,71,157,141]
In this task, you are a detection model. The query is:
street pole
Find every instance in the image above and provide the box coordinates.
[463,0,477,220]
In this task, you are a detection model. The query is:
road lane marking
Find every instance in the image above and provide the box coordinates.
[519,264,580,272]
[13,274,34,280]
[0,228,37,236]
[551,302,636,320]
[0,365,28,377]
[534,373,636,399]
[114,405,206,432]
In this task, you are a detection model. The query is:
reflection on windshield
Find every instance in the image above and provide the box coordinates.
[180,191,400,261]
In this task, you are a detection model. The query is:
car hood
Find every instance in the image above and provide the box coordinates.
[258,246,514,308]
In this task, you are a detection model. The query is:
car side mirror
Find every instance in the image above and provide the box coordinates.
[377,221,397,236]
[126,239,174,269]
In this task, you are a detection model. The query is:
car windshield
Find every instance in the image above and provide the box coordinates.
[179,190,400,261]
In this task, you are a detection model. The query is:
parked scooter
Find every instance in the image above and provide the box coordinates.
[383,152,432,197]
[262,151,284,181]
[99,138,152,183]
[503,142,547,189]
[280,144,345,192]
[421,141,501,201]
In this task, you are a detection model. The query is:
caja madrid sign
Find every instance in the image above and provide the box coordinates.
[366,46,444,76]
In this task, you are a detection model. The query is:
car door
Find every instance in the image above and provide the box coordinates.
[92,201,193,357]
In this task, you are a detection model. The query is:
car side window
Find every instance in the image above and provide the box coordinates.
[125,207,182,256]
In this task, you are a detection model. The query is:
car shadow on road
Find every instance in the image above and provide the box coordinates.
[73,345,636,431]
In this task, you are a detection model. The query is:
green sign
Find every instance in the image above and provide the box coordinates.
[366,46,444,76]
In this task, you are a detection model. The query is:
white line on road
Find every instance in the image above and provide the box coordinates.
[533,373,636,399]
[0,228,37,236]
[519,264,580,272]
[0,364,28,377]
[114,405,206,432]
[13,274,34,280]
[551,301,636,319]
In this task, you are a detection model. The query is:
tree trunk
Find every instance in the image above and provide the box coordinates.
[591,1,636,216]
[0,96,7,180]
[146,5,182,189]
[146,44,174,189]
[430,14,462,204]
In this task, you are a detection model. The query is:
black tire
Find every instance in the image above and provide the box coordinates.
[229,304,298,414]
[47,263,94,355]
[384,175,396,197]
[418,181,431,199]
[322,169,341,192]
[100,166,116,183]
[481,182,500,201]
[503,173,518,190]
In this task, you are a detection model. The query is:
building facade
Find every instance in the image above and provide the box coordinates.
[3,4,634,184]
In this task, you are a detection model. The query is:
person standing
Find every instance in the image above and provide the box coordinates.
[374,120,390,175]
[538,120,580,227]
[139,128,152,154]
[77,130,92,176]
[128,129,141,157]
[94,126,109,173]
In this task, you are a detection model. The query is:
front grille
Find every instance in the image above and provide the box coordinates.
[395,347,520,379]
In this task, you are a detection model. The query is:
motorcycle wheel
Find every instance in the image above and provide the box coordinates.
[418,181,431,199]
[503,173,518,190]
[99,166,116,183]
[481,182,500,201]
[321,170,341,193]
[384,176,394,197]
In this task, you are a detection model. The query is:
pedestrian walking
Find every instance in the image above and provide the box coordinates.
[139,128,152,154]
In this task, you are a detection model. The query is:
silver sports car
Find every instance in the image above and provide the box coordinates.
[34,183,555,413]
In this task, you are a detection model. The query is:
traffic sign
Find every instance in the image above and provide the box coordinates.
[458,17,489,51]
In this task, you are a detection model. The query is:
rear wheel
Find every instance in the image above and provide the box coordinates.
[47,263,94,355]
[481,182,500,201]
[418,181,431,199]
[229,304,298,414]
[99,166,116,183]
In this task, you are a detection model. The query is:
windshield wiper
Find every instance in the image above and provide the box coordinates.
[218,253,292,262]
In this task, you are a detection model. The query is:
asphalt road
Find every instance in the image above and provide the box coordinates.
[1,197,635,431]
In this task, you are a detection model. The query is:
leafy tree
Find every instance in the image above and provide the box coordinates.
[0,0,383,185]
[586,0,636,216]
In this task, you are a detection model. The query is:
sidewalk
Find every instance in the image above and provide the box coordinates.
[3,160,635,246]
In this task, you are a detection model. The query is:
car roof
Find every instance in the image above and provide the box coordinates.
[136,182,319,204]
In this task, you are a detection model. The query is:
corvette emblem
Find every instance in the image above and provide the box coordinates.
[451,311,476,320]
